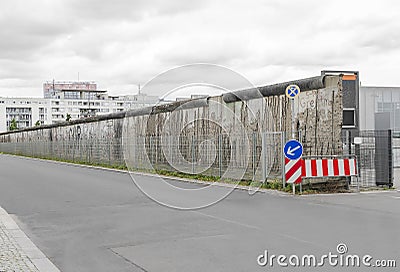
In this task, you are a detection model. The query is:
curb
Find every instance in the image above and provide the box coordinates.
[0,206,60,272]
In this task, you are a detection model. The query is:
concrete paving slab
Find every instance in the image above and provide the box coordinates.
[0,206,60,272]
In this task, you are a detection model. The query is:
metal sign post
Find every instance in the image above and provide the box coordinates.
[285,85,301,195]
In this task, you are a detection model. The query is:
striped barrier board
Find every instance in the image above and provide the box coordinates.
[302,158,357,178]
[285,158,302,184]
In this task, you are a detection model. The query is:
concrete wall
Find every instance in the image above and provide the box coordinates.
[0,75,343,181]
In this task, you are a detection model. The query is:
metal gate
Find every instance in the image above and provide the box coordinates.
[342,130,393,187]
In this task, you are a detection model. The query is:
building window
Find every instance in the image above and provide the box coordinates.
[343,108,356,128]
[64,91,80,99]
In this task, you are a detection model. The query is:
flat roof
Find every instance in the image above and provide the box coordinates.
[59,89,107,93]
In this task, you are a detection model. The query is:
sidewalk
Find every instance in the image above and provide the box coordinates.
[0,207,60,272]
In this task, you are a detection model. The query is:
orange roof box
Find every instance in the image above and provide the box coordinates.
[342,74,357,80]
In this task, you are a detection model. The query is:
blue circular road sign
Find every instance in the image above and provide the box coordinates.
[285,84,300,99]
[284,139,303,160]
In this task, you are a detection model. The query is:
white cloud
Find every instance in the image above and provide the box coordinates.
[0,0,400,97]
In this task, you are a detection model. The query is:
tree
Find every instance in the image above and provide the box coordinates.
[66,113,71,122]
[9,118,17,131]
[35,120,41,126]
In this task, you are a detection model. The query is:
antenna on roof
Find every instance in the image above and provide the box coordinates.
[138,84,141,95]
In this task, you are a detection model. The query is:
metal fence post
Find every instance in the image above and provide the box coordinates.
[191,135,195,174]
[252,132,256,181]
[155,136,158,166]
[108,139,111,166]
[389,129,393,187]
[86,137,89,163]
[347,130,352,155]
[298,129,302,194]
[261,132,266,182]
[356,155,360,192]
[281,131,286,187]
[72,137,75,162]
[355,137,361,187]
[169,135,172,166]
[218,134,222,178]
[149,135,152,166]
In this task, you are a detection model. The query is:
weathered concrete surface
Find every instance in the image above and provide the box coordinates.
[0,75,343,181]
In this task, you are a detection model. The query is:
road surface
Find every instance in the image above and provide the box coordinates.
[0,154,399,271]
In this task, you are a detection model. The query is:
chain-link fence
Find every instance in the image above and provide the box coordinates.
[0,132,285,182]
[124,131,286,182]
[0,127,395,188]
[0,138,125,168]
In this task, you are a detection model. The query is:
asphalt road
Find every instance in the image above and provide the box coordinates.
[0,154,399,271]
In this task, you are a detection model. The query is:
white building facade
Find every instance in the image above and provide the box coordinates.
[359,86,400,130]
[0,98,50,131]
[0,81,159,132]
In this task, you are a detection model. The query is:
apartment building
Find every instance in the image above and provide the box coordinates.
[0,81,159,132]
[0,98,50,131]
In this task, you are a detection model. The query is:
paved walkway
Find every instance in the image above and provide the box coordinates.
[0,207,59,272]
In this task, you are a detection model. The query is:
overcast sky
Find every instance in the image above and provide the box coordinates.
[1,0,399,98]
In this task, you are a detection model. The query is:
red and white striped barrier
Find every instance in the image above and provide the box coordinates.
[302,158,357,178]
[285,158,302,184]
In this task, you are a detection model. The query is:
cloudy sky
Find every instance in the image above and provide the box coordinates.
[1,0,399,98]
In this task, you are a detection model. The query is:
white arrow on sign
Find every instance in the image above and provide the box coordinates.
[284,139,303,160]
[287,145,300,156]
